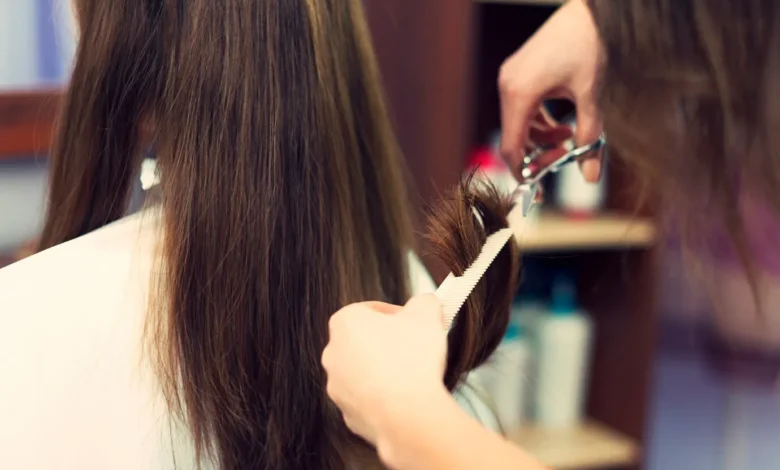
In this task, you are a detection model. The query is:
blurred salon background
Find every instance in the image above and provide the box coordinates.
[0,0,72,262]
[2,1,779,469]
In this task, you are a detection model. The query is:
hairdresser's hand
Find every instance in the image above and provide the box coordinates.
[322,295,448,446]
[498,0,604,182]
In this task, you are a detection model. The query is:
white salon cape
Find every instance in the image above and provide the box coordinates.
[0,210,498,469]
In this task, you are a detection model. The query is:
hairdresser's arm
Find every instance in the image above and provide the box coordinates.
[376,385,547,470]
[498,0,604,182]
[323,296,547,470]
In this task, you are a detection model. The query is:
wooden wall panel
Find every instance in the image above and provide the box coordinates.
[364,0,477,279]
[0,89,61,158]
[365,0,476,201]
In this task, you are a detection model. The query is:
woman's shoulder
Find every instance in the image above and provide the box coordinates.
[0,211,157,325]
[0,211,166,469]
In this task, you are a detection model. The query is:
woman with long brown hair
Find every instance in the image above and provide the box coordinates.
[323,0,780,468]
[0,0,520,469]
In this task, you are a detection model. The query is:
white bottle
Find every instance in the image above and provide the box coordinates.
[0,1,40,88]
[512,296,545,334]
[511,299,545,420]
[484,321,529,432]
[533,276,593,428]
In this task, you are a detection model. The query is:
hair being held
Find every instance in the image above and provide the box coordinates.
[426,174,520,391]
[38,0,519,469]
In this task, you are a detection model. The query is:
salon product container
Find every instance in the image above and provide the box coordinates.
[481,319,530,432]
[533,275,593,428]
[554,134,606,216]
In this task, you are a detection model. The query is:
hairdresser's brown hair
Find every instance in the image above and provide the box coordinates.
[39,1,518,469]
[588,0,780,281]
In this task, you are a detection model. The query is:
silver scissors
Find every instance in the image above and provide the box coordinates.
[512,133,607,216]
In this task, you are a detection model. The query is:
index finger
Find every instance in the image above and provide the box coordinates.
[499,90,539,179]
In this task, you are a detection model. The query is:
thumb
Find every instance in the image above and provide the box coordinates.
[574,95,603,147]
[575,95,604,182]
[403,294,445,327]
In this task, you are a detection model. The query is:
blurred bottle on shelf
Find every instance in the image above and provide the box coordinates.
[554,121,606,217]
[513,291,546,334]
[532,274,593,429]
[479,318,530,433]
[466,133,517,193]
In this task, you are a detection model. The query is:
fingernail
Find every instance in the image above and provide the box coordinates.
[581,159,601,183]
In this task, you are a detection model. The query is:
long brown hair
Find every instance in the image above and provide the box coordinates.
[589,0,780,286]
[40,1,517,469]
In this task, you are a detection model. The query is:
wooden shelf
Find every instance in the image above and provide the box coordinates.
[510,209,656,251]
[508,420,639,470]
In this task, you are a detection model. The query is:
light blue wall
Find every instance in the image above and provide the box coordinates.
[0,0,72,253]
[0,160,48,252]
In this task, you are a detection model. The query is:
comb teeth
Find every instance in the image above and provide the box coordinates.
[435,227,514,331]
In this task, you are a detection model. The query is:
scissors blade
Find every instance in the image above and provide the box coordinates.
[519,184,539,217]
